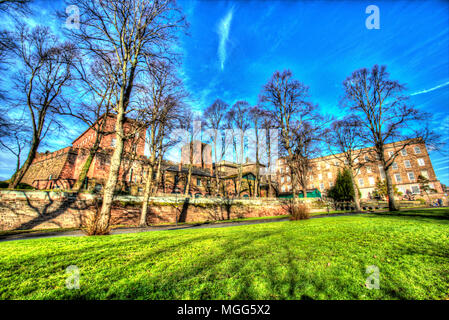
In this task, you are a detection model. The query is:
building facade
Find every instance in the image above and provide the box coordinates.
[276,140,445,200]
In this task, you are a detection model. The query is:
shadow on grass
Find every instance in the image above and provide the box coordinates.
[55,229,373,300]
[369,208,449,222]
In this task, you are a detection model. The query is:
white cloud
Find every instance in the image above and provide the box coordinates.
[410,81,449,96]
[217,7,234,70]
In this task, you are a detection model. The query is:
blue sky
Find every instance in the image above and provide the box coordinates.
[0,0,448,185]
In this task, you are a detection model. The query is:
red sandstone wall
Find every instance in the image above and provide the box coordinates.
[0,191,288,231]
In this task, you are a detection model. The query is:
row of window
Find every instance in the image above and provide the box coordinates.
[392,158,425,169]
[388,146,421,157]
[277,146,423,170]
[280,169,431,190]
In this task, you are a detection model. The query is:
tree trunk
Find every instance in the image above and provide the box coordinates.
[184,164,192,196]
[267,174,273,197]
[213,140,220,197]
[140,165,154,226]
[9,136,39,189]
[348,168,361,211]
[384,167,399,211]
[184,141,193,196]
[97,111,125,233]
[152,155,163,195]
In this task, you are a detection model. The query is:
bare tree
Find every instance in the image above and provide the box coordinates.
[63,58,117,191]
[177,109,201,196]
[64,0,186,233]
[342,65,440,211]
[0,118,30,182]
[0,0,31,13]
[325,115,369,211]
[248,105,267,198]
[0,1,32,127]
[8,25,76,189]
[226,100,250,197]
[139,60,184,226]
[260,70,321,201]
[258,110,277,197]
[203,99,229,196]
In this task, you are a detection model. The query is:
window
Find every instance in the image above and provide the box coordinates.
[421,170,429,179]
[281,185,286,192]
[286,167,289,173]
[411,185,420,194]
[326,163,330,169]
[318,173,322,180]
[288,184,292,191]
[368,177,375,186]
[417,158,425,166]
[358,178,364,187]
[388,151,394,157]
[279,168,283,173]
[334,160,339,166]
[392,162,398,170]
[364,155,370,161]
[344,159,349,165]
[407,172,415,182]
[394,174,402,183]
[287,176,291,182]
[429,183,435,190]
[197,178,201,186]
[111,138,116,147]
[366,167,372,173]
[320,183,325,190]
[401,149,407,156]
[329,182,334,187]
[281,177,284,183]
[404,160,411,168]
[317,163,321,170]
[327,172,332,179]
[309,175,313,181]
[414,146,421,154]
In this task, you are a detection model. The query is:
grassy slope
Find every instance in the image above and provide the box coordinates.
[0,208,448,300]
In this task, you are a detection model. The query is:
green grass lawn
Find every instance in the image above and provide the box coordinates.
[0,208,448,300]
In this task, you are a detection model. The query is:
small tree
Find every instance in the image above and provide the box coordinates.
[327,169,356,203]
[325,115,367,211]
[417,174,436,203]
[372,178,401,200]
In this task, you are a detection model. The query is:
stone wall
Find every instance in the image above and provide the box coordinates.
[0,190,289,231]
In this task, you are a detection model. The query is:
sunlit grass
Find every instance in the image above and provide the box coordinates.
[0,208,448,300]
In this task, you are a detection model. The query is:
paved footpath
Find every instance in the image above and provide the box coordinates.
[0,212,366,242]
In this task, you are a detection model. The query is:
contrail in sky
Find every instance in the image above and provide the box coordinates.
[410,81,449,96]
[218,7,234,71]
